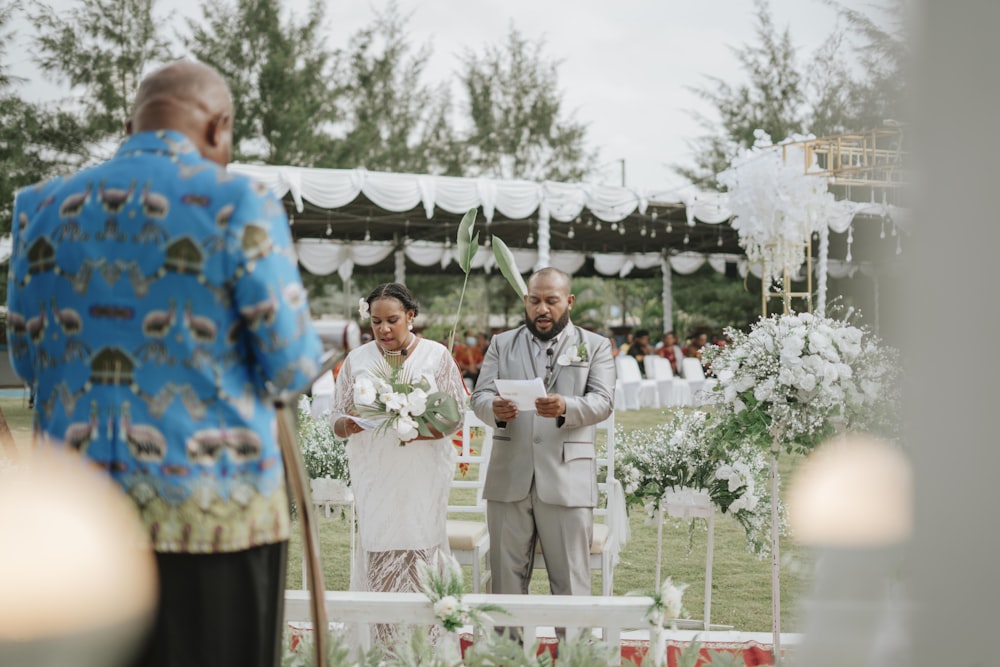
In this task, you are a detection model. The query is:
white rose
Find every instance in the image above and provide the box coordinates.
[434,595,460,618]
[797,373,817,392]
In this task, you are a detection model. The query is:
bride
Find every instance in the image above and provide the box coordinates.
[329,283,466,644]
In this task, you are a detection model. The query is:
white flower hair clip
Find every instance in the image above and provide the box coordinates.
[358,298,370,320]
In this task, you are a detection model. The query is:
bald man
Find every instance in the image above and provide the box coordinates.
[7,61,323,667]
[471,268,616,640]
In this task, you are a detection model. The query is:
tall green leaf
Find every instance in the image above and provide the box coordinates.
[449,207,480,352]
[492,235,527,299]
[456,208,478,273]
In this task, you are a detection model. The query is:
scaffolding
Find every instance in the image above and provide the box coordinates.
[780,127,906,189]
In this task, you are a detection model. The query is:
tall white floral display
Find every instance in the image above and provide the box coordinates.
[718,131,839,316]
[715,132,873,661]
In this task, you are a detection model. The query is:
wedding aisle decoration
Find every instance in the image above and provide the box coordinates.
[296,403,350,482]
[617,410,774,557]
[703,312,901,456]
[416,553,507,633]
[716,130,839,289]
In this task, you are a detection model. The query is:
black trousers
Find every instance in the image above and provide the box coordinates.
[128,541,288,667]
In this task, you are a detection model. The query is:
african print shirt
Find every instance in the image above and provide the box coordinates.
[7,130,324,554]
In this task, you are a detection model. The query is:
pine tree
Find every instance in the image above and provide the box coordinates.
[457,25,595,182]
[184,0,340,166]
[677,0,807,190]
[29,0,174,159]
[330,1,461,174]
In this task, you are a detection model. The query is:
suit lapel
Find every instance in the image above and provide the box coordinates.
[547,324,579,390]
[513,327,535,380]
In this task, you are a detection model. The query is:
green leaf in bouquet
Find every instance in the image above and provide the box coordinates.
[457,208,479,274]
[492,235,527,299]
[420,392,462,435]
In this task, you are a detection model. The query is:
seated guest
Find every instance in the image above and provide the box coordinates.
[627,329,654,376]
[656,331,685,376]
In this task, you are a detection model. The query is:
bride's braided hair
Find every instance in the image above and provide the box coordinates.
[366,282,420,316]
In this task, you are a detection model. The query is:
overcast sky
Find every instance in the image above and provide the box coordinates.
[9,0,873,195]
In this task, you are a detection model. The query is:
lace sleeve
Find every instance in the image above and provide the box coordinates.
[327,354,356,428]
[434,344,469,412]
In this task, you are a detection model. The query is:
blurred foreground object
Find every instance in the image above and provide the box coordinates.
[789,434,914,667]
[0,448,157,667]
[788,434,912,546]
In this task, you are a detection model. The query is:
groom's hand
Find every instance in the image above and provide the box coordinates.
[535,393,566,419]
[493,397,519,423]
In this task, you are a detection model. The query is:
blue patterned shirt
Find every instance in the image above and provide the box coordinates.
[7,130,324,554]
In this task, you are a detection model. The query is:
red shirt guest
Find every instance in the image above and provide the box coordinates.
[656,331,685,375]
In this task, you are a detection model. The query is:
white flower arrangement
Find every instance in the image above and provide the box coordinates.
[416,552,506,633]
[717,131,841,287]
[703,312,901,456]
[353,356,462,445]
[616,410,775,556]
[358,297,370,320]
[557,341,589,366]
[296,403,350,482]
[630,576,689,631]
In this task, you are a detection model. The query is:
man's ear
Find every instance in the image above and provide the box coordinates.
[207,112,231,148]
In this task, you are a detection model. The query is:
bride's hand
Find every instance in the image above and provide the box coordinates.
[335,417,363,438]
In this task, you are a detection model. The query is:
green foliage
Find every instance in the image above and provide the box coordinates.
[29,0,174,143]
[331,1,461,174]
[184,0,340,166]
[491,236,528,299]
[458,25,596,182]
[678,0,806,189]
[281,627,353,667]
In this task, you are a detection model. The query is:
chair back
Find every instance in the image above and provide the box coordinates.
[647,355,674,379]
[448,410,493,515]
[615,355,643,382]
[682,356,706,381]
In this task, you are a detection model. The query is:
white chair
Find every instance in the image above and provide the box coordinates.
[615,355,659,410]
[447,410,493,593]
[532,413,627,596]
[646,355,693,408]
[310,370,335,420]
[681,357,717,404]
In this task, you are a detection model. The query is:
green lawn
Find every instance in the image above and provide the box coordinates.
[0,398,812,634]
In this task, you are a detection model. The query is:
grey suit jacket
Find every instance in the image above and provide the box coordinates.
[471,323,616,508]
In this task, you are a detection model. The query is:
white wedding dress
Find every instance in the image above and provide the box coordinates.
[330,338,466,645]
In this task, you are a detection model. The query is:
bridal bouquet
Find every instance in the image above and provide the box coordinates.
[354,356,462,445]
[703,312,901,456]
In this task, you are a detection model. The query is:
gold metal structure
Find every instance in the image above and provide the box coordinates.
[761,239,813,316]
[780,128,906,189]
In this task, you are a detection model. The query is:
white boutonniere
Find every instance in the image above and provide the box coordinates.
[557,341,589,366]
[358,298,370,320]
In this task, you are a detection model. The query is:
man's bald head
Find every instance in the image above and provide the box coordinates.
[128,60,234,166]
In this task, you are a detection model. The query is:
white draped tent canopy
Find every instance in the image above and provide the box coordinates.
[227,164,905,324]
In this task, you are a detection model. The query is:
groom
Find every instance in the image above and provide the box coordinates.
[471,267,616,610]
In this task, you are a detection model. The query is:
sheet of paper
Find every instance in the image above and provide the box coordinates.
[349,415,385,430]
[494,377,547,411]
